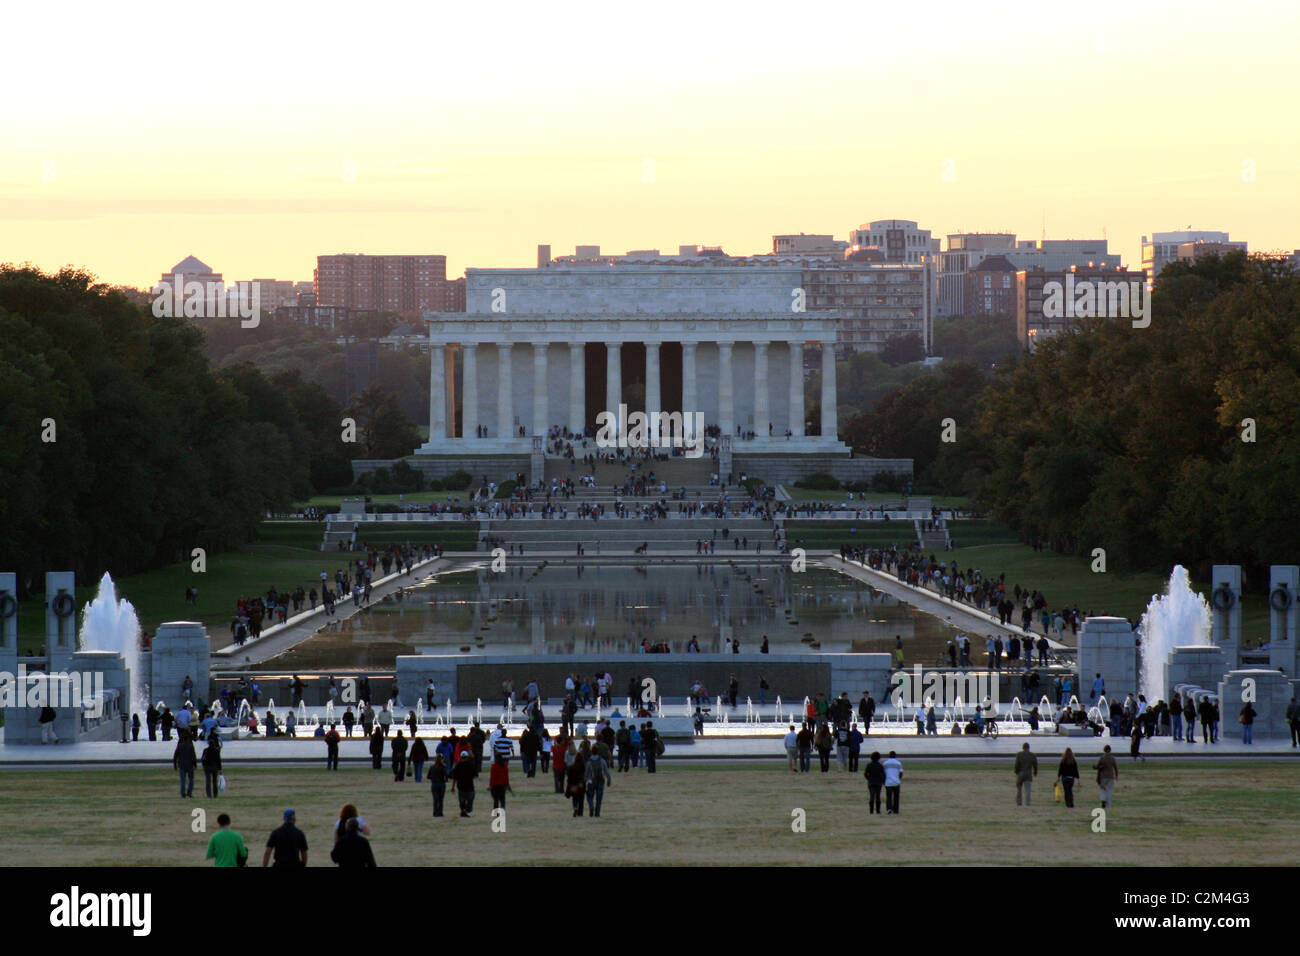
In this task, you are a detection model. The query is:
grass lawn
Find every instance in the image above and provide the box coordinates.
[948,544,1269,644]
[293,491,471,509]
[2,760,1294,866]
[13,523,480,653]
[782,489,970,508]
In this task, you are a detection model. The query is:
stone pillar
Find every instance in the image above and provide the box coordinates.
[752,341,770,438]
[606,343,622,437]
[718,342,735,438]
[462,344,478,439]
[532,343,549,437]
[1076,616,1137,703]
[0,571,17,679]
[820,341,837,439]
[788,341,805,437]
[444,345,457,439]
[46,571,76,673]
[497,343,513,439]
[681,342,698,418]
[645,341,661,445]
[1218,668,1292,738]
[568,343,585,435]
[1269,565,1300,677]
[428,344,447,443]
[1210,565,1242,670]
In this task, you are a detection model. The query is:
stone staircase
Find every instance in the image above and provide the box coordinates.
[477,515,780,553]
[321,518,358,552]
[915,518,950,552]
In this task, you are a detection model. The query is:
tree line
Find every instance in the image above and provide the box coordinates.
[0,267,419,593]
[844,252,1300,578]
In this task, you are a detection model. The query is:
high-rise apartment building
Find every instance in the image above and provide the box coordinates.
[849,220,939,265]
[314,254,448,313]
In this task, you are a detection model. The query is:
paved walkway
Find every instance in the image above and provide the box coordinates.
[212,555,447,665]
[2,733,1295,765]
[828,556,1071,652]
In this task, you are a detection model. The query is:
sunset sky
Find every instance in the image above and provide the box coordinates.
[3,0,1297,288]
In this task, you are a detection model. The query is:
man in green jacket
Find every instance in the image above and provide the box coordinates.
[205,814,247,867]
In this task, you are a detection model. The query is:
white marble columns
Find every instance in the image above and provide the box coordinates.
[462,344,478,438]
[788,341,804,437]
[820,341,837,439]
[752,341,770,437]
[645,342,661,443]
[428,344,447,440]
[532,343,548,436]
[717,341,735,437]
[606,343,622,437]
[421,332,837,448]
[681,343,698,418]
[497,343,513,438]
[569,343,585,434]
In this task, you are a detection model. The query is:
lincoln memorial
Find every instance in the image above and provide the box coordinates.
[414,263,850,462]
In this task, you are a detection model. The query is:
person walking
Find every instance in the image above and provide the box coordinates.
[848,723,864,771]
[324,723,340,771]
[262,809,308,867]
[566,742,589,816]
[489,756,512,810]
[409,735,429,782]
[550,733,569,792]
[201,735,222,798]
[783,725,799,773]
[391,730,408,781]
[1239,701,1256,744]
[642,722,660,773]
[1198,697,1213,743]
[864,751,885,815]
[1014,742,1038,806]
[368,726,384,770]
[585,746,612,817]
[1094,745,1119,809]
[1183,696,1196,744]
[330,817,377,868]
[204,813,247,867]
[1056,747,1080,808]
[430,754,449,817]
[1288,697,1300,748]
[173,730,197,798]
[796,722,813,773]
[882,751,903,815]
[815,723,833,773]
[450,750,478,817]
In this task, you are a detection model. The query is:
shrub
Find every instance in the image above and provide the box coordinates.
[794,471,840,491]
[442,469,472,491]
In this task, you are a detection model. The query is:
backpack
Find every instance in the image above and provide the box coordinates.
[655,736,665,756]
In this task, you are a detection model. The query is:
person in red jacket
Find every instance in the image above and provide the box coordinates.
[489,757,512,809]
[551,735,569,795]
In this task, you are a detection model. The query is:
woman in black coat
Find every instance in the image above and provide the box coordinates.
[368,726,385,770]
[1056,747,1080,807]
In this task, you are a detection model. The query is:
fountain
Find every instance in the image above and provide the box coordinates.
[79,572,145,712]
[1139,564,1212,704]
[475,698,483,726]
[297,700,309,726]
[236,699,251,724]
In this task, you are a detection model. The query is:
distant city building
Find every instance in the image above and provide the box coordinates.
[938,236,1119,316]
[250,279,313,310]
[1142,230,1246,279]
[157,254,222,291]
[273,303,364,329]
[849,220,939,265]
[314,254,448,313]
[962,256,1019,317]
[772,234,849,257]
[1016,264,1147,350]
[539,242,931,356]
